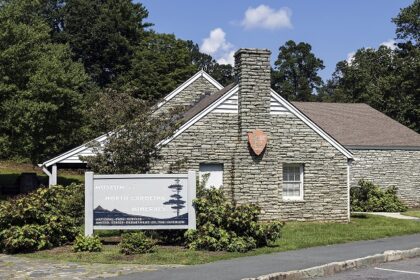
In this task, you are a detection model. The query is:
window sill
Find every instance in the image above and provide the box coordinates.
[282,198,305,203]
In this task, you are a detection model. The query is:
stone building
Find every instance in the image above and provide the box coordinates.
[40,48,420,222]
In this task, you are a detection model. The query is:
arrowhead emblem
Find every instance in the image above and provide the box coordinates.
[247,129,268,156]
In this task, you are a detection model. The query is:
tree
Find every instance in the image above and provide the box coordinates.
[392,0,419,47]
[0,0,90,163]
[320,1,419,132]
[57,0,151,87]
[187,41,234,86]
[82,91,181,174]
[116,32,198,101]
[272,40,325,101]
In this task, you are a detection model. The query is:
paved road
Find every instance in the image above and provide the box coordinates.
[324,257,420,279]
[109,234,420,280]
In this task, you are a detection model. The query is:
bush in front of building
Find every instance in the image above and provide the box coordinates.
[185,187,283,252]
[73,234,102,252]
[351,180,408,212]
[0,184,84,253]
[119,232,156,255]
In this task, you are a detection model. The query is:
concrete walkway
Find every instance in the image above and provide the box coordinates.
[110,234,420,280]
[0,255,180,280]
[353,212,420,220]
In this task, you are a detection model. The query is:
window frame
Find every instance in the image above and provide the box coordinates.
[282,164,304,201]
[199,163,224,189]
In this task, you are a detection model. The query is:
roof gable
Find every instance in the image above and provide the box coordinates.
[161,85,354,159]
[40,71,223,168]
[157,70,223,108]
[39,134,107,168]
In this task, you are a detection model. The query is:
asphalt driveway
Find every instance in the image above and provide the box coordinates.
[109,234,420,280]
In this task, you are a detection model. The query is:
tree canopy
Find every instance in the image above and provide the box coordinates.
[0,0,232,163]
[271,40,325,101]
[0,0,418,166]
[320,0,419,132]
[0,0,90,163]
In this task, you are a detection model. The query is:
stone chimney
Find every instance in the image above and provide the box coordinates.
[235,48,272,134]
[233,49,277,218]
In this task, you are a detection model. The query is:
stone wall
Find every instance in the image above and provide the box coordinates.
[233,49,280,220]
[151,111,349,222]
[350,149,420,207]
[151,112,239,199]
[151,48,349,222]
[156,76,220,113]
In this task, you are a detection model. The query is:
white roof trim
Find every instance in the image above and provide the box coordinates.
[39,134,108,168]
[159,85,353,159]
[270,89,354,159]
[157,70,223,108]
[159,85,239,146]
[40,71,223,168]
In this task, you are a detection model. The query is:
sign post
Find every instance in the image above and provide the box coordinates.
[84,171,196,236]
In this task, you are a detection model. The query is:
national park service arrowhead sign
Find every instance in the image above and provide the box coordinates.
[247,129,268,156]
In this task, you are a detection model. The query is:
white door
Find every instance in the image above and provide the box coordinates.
[199,163,223,189]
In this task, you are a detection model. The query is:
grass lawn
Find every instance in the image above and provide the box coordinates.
[401,209,420,218]
[0,160,84,188]
[17,214,420,265]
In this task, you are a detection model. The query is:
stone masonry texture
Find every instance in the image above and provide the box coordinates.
[156,76,220,113]
[151,49,349,222]
[350,149,420,207]
[151,111,349,222]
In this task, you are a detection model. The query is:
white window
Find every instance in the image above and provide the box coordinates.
[199,163,223,189]
[282,164,304,201]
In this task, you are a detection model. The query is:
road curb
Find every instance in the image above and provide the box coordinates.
[242,247,420,280]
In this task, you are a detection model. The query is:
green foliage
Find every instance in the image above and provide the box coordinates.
[82,91,181,174]
[392,0,419,46]
[0,184,84,253]
[117,32,198,101]
[185,186,283,252]
[320,46,420,132]
[57,0,151,87]
[73,234,102,252]
[320,1,419,132]
[272,40,325,101]
[350,180,408,212]
[0,0,91,163]
[119,232,156,255]
[187,40,234,86]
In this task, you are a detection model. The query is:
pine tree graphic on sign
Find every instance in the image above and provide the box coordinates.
[164,178,186,217]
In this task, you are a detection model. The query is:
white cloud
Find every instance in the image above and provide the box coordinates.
[200,28,235,65]
[200,28,232,55]
[216,50,235,65]
[241,5,292,30]
[380,39,397,50]
[346,51,356,64]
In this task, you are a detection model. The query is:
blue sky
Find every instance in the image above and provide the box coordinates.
[139,0,411,80]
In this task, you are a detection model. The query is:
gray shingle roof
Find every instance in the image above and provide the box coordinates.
[180,84,420,149]
[181,83,236,122]
[292,102,420,148]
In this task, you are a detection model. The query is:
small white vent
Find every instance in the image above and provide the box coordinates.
[213,92,238,113]
[270,97,290,114]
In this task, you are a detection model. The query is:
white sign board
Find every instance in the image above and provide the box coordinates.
[84,171,196,235]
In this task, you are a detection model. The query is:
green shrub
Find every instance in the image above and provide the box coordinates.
[227,237,256,253]
[1,225,50,253]
[185,186,284,252]
[0,184,84,253]
[73,234,102,252]
[351,180,408,212]
[119,232,156,255]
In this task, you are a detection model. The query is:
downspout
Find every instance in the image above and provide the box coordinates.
[347,159,353,222]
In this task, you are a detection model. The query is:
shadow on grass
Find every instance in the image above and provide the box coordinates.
[351,213,368,219]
